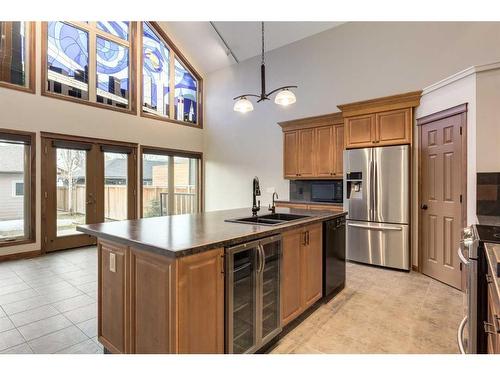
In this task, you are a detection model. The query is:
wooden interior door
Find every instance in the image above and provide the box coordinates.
[283,131,298,178]
[42,134,137,252]
[297,128,315,177]
[420,111,465,289]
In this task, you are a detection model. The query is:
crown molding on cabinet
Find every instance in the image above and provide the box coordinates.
[278,112,343,131]
[337,90,422,117]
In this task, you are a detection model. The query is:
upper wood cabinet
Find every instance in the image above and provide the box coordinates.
[283,131,299,178]
[338,91,422,149]
[279,112,344,179]
[281,223,323,326]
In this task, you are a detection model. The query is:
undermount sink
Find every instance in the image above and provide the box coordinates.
[225,213,311,226]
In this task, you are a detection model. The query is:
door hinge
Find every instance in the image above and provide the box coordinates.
[44,145,48,154]
[460,127,462,135]
[460,194,463,203]
[44,236,48,244]
[44,191,48,199]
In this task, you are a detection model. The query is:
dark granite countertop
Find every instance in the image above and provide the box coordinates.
[275,200,343,207]
[77,207,347,259]
[485,242,500,307]
[477,215,500,226]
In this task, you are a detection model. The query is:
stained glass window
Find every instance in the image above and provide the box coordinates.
[142,22,170,117]
[174,58,197,124]
[47,22,89,99]
[96,22,129,41]
[96,37,129,108]
[0,22,29,88]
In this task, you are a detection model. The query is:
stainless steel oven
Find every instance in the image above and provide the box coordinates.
[225,235,282,353]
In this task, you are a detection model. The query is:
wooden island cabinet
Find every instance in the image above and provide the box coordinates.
[98,240,223,354]
[281,222,323,325]
[78,208,346,354]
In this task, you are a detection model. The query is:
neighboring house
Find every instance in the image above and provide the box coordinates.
[0,145,24,221]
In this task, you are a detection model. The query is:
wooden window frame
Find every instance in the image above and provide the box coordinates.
[139,145,203,218]
[139,22,203,129]
[0,128,36,247]
[41,21,137,115]
[0,22,36,94]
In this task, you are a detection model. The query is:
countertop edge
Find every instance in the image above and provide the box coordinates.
[77,211,347,259]
[275,200,343,207]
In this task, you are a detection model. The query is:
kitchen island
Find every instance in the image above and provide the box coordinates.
[77,207,346,354]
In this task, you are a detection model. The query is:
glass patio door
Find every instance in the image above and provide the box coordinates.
[42,138,97,252]
[42,135,137,252]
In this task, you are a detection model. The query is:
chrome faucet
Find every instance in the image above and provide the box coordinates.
[252,176,261,217]
[268,192,279,214]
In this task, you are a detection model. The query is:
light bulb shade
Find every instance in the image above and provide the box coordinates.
[233,97,254,113]
[274,89,297,106]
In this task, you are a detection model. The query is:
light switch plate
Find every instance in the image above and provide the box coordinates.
[109,253,116,273]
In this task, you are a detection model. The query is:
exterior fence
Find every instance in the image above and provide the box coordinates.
[57,185,198,220]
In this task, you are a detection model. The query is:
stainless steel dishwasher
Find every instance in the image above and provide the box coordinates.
[225,235,282,353]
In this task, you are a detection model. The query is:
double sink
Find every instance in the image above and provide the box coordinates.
[225,213,310,226]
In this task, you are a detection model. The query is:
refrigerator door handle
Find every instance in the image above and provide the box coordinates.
[374,159,378,219]
[369,159,374,221]
[347,223,402,231]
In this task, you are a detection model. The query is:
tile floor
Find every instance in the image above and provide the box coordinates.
[0,247,464,354]
[270,262,464,354]
[0,247,101,354]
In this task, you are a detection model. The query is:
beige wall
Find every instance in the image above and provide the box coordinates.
[204,22,500,213]
[0,22,204,256]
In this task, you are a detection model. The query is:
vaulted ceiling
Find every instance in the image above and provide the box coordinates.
[159,22,344,75]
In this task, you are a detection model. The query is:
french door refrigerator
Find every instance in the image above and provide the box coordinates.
[343,145,410,270]
[225,235,282,353]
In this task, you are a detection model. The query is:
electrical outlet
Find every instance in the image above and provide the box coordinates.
[109,253,116,273]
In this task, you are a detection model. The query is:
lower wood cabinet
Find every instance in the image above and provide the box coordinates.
[129,247,175,354]
[281,223,323,326]
[177,248,224,354]
[97,240,224,354]
[486,270,500,354]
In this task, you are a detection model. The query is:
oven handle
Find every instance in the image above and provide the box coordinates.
[458,315,468,354]
[457,246,470,265]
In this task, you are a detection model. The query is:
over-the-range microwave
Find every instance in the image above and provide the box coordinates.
[310,180,343,203]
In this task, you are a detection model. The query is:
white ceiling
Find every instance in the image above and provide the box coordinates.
[160,22,344,75]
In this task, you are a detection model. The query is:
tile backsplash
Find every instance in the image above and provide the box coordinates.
[477,173,500,216]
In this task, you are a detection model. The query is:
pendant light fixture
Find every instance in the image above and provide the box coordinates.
[233,22,297,113]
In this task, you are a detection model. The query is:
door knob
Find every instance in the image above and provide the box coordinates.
[421,204,428,210]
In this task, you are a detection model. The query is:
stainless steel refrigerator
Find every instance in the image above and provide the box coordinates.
[343,145,410,270]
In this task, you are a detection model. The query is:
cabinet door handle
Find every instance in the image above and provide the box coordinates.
[302,231,307,246]
[306,230,310,245]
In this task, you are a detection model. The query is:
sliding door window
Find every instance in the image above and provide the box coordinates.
[141,148,201,217]
[173,156,199,215]
[0,22,35,92]
[104,151,128,221]
[0,130,35,244]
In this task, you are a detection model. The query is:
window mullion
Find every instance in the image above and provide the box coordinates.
[88,29,97,103]
[169,51,175,119]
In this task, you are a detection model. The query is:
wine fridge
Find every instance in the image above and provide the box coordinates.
[225,235,282,354]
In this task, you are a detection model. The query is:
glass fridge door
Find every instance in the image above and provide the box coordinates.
[260,237,282,344]
[226,244,258,354]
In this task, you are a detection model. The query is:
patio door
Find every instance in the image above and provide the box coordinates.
[42,134,137,252]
